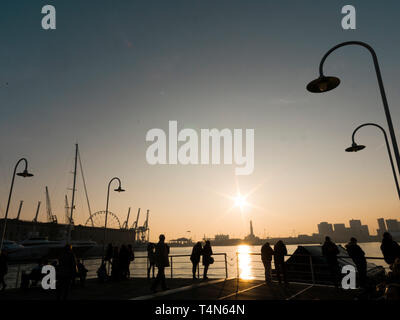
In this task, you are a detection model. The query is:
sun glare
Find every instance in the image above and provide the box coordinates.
[234,195,247,209]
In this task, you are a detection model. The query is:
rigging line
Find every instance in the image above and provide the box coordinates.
[77,148,94,227]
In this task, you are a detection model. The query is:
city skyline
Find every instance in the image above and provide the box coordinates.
[1,1,400,242]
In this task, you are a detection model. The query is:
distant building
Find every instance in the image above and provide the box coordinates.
[169,237,193,246]
[214,234,229,241]
[349,219,362,229]
[349,219,369,241]
[333,223,349,241]
[318,222,333,236]
[386,219,400,233]
[377,218,387,238]
[244,220,260,243]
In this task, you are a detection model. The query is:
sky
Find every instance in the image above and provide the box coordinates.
[1,0,400,242]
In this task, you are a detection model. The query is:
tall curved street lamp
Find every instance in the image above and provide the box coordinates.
[306,41,400,184]
[103,177,125,256]
[0,158,34,253]
[345,123,400,200]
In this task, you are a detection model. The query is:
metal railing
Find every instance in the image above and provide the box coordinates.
[235,252,387,285]
[4,251,388,290]
[5,253,229,290]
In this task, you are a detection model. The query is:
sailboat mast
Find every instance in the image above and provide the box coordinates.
[67,143,78,243]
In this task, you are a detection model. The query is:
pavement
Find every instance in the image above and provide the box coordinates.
[0,277,361,300]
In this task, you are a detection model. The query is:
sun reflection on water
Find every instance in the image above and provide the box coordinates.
[237,245,254,280]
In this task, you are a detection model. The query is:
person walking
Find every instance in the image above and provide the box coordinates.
[150,235,170,292]
[261,242,274,284]
[322,236,340,288]
[345,237,367,288]
[274,240,288,285]
[147,243,156,279]
[202,241,213,280]
[0,251,8,291]
[190,242,203,280]
[381,232,400,267]
[56,244,77,300]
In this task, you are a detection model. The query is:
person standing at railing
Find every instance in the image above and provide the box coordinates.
[202,240,213,280]
[190,242,203,280]
[261,242,274,285]
[274,240,288,285]
[147,243,156,279]
[119,245,130,279]
[151,234,170,292]
[0,251,8,291]
[380,232,400,268]
[322,236,340,288]
[76,259,88,287]
[127,244,135,278]
[56,244,77,300]
[345,237,367,288]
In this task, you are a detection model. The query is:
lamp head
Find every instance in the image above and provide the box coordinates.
[17,169,34,178]
[345,143,366,152]
[114,186,125,192]
[306,76,340,93]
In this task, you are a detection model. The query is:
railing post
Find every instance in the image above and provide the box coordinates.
[309,255,315,285]
[236,252,239,279]
[15,264,21,288]
[170,256,173,279]
[224,253,228,279]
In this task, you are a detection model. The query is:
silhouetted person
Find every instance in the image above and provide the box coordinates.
[76,259,88,287]
[119,245,130,279]
[111,246,120,281]
[0,251,8,291]
[345,237,367,288]
[147,243,156,279]
[31,259,49,287]
[322,236,340,288]
[127,244,135,278]
[202,241,213,280]
[190,242,203,279]
[97,259,108,283]
[274,240,288,285]
[261,242,274,284]
[381,232,400,267]
[57,244,77,300]
[151,235,170,292]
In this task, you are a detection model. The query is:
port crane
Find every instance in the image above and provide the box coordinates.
[122,207,131,229]
[134,209,150,243]
[45,186,58,223]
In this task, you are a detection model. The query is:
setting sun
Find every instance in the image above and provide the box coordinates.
[234,195,247,209]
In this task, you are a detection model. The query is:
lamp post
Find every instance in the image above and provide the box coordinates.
[103,177,125,256]
[306,41,400,182]
[0,158,34,253]
[345,123,400,200]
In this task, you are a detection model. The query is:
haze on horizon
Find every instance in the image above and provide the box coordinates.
[1,0,400,242]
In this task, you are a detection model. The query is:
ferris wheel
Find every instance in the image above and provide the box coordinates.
[84,210,122,229]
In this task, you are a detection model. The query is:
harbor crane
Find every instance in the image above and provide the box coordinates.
[16,200,23,220]
[132,208,141,230]
[32,201,41,223]
[45,186,58,223]
[135,209,150,243]
[122,207,131,229]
